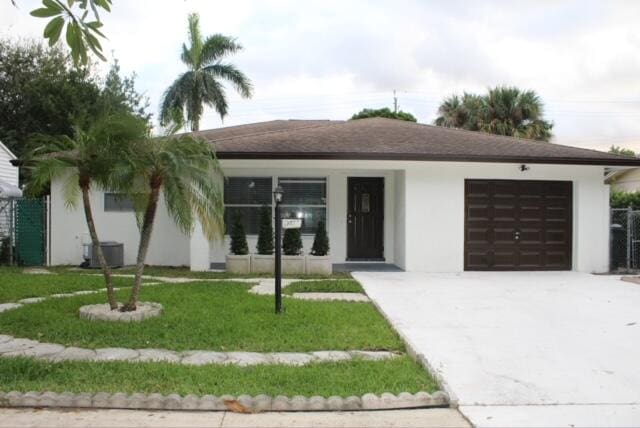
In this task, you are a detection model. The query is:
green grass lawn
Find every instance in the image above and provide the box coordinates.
[0,271,138,303]
[49,265,352,280]
[0,282,403,352]
[284,279,364,295]
[0,356,437,396]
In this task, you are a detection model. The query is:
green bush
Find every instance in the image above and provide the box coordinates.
[282,227,303,256]
[0,236,10,265]
[256,206,274,255]
[229,212,249,255]
[611,190,640,209]
[311,220,329,256]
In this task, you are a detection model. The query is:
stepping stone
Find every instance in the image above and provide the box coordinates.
[225,352,272,366]
[46,347,96,362]
[4,343,65,358]
[0,338,39,354]
[73,290,98,295]
[18,297,46,304]
[23,268,52,275]
[181,351,227,365]
[50,293,76,299]
[136,349,181,363]
[269,352,316,366]
[94,348,140,361]
[292,292,370,302]
[0,303,22,313]
[0,335,13,343]
[348,350,399,361]
[311,350,352,362]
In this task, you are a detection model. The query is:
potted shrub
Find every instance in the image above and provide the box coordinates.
[226,212,251,273]
[306,220,332,274]
[282,221,305,274]
[252,205,274,273]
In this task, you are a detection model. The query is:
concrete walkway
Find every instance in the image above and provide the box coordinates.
[0,408,470,428]
[354,271,640,427]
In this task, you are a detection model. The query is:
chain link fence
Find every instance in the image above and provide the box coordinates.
[610,207,640,272]
[0,197,48,266]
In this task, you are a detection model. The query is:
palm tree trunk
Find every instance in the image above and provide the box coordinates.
[191,118,199,132]
[80,178,118,310]
[122,179,162,311]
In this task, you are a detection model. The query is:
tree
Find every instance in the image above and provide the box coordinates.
[609,145,637,158]
[256,205,274,255]
[28,0,111,66]
[119,132,225,311]
[0,39,150,162]
[229,212,249,256]
[434,86,553,142]
[351,107,417,122]
[24,113,148,310]
[160,13,253,131]
[310,219,329,256]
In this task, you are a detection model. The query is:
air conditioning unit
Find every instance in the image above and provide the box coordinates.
[87,241,124,268]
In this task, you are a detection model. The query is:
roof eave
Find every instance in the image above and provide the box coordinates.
[216,151,640,166]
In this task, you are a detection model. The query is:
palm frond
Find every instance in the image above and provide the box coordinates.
[201,34,242,65]
[204,63,253,98]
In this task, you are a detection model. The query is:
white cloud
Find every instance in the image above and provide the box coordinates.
[2,0,640,150]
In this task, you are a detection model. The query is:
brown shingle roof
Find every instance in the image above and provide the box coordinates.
[197,118,640,166]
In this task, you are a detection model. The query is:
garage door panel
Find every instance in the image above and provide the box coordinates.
[464,179,572,271]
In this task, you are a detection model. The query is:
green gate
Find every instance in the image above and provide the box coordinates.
[15,198,46,266]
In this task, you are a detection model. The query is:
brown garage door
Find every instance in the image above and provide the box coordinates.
[464,179,573,270]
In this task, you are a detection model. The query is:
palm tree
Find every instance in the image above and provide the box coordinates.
[160,13,253,131]
[119,131,224,311]
[478,87,553,141]
[434,86,553,141]
[25,113,148,310]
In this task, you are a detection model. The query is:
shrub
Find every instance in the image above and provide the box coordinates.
[611,190,640,209]
[282,226,303,256]
[229,212,249,255]
[256,206,274,255]
[0,236,10,265]
[310,220,329,256]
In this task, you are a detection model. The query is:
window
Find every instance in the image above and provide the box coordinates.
[224,177,272,235]
[279,177,327,234]
[104,193,135,212]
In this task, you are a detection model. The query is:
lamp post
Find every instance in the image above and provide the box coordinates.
[273,185,284,314]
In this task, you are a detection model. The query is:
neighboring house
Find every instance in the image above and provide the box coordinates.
[605,168,640,192]
[49,118,640,272]
[0,141,20,195]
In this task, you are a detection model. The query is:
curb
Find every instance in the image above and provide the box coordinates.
[0,390,449,412]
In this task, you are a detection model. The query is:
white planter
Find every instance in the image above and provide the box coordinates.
[251,254,275,274]
[306,255,332,275]
[226,254,251,274]
[282,255,305,275]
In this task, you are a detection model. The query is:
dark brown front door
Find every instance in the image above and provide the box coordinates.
[464,179,573,270]
[347,177,384,260]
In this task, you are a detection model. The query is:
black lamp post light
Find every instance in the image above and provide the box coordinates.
[273,185,284,314]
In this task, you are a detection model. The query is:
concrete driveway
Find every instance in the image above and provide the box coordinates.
[353,271,640,427]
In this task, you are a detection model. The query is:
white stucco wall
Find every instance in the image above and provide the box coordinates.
[402,162,609,273]
[49,178,189,266]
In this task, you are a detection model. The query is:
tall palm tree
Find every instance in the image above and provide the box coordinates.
[478,86,553,141]
[160,13,253,131]
[25,113,148,310]
[119,131,224,311]
[434,86,553,142]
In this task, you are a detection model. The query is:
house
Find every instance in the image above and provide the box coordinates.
[0,141,21,197]
[605,168,640,192]
[49,118,640,272]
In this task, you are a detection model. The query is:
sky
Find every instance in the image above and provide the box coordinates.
[2,0,640,152]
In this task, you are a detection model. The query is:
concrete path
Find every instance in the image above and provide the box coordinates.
[354,271,640,427]
[0,408,470,428]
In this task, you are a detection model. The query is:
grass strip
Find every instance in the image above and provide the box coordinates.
[284,279,364,295]
[0,356,437,397]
